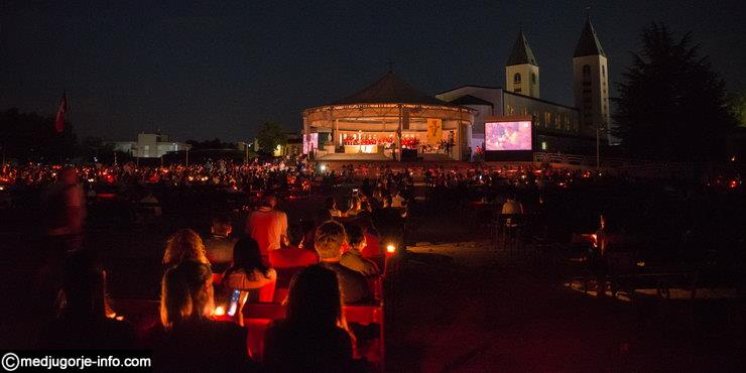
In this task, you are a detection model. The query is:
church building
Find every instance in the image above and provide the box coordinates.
[436,18,609,154]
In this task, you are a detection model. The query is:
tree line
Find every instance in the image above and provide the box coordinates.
[0,109,289,164]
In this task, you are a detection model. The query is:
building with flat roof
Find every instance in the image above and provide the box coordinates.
[111,133,191,158]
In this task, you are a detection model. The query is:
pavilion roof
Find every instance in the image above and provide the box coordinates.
[330,71,451,106]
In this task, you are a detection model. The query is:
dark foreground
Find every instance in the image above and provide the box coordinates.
[0,192,744,372]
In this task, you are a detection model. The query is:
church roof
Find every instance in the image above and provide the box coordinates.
[574,19,606,57]
[506,31,538,66]
[448,94,494,107]
[330,71,450,106]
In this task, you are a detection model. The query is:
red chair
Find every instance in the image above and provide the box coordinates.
[272,267,304,303]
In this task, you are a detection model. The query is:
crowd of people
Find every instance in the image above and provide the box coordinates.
[28,157,411,372]
[4,154,742,371]
[37,191,394,371]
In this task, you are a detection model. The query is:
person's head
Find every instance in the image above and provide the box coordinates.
[286,265,344,329]
[345,224,366,252]
[231,237,268,274]
[210,215,232,237]
[314,220,346,261]
[163,229,209,266]
[260,192,277,208]
[324,196,337,210]
[59,250,107,317]
[59,167,78,185]
[160,261,214,329]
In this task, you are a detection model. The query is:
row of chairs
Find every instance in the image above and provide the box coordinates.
[214,265,386,368]
[113,262,387,370]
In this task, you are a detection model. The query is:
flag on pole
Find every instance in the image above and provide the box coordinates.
[54,93,67,133]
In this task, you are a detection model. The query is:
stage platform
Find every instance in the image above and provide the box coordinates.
[316,153,390,161]
[315,152,454,162]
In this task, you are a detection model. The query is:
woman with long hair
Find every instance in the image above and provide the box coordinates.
[162,229,209,267]
[263,265,355,372]
[154,261,254,372]
[222,238,277,314]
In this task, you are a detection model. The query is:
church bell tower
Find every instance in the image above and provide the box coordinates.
[572,17,609,137]
[505,31,540,98]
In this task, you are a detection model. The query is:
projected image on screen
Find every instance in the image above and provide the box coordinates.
[303,133,318,154]
[485,121,532,151]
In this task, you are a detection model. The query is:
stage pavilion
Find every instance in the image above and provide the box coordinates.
[302,71,475,161]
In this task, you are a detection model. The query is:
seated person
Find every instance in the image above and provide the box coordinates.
[222,238,277,303]
[355,217,382,259]
[269,245,318,269]
[341,224,379,277]
[325,196,343,218]
[264,265,356,372]
[38,250,136,350]
[151,261,255,372]
[500,193,524,215]
[162,229,209,268]
[345,196,362,217]
[297,210,332,250]
[315,221,372,304]
[203,215,237,273]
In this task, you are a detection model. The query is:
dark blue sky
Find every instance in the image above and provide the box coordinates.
[2,0,744,142]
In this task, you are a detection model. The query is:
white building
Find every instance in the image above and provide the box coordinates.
[111,133,191,158]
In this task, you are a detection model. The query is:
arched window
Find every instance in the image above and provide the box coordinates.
[531,73,537,84]
[582,65,591,78]
[513,73,522,84]
[602,65,606,77]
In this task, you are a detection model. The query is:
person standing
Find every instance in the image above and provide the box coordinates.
[246,193,289,260]
[43,167,86,252]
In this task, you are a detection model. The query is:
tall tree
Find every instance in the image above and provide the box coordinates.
[612,23,736,161]
[255,122,287,155]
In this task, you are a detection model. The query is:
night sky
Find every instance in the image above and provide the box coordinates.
[1,0,745,142]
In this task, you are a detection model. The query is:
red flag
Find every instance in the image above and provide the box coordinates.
[54,93,67,133]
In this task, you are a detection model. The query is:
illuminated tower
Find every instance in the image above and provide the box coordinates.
[573,17,609,136]
[505,31,540,98]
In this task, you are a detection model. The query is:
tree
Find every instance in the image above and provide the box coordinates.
[0,107,78,163]
[612,23,737,161]
[727,92,746,127]
[255,122,287,155]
